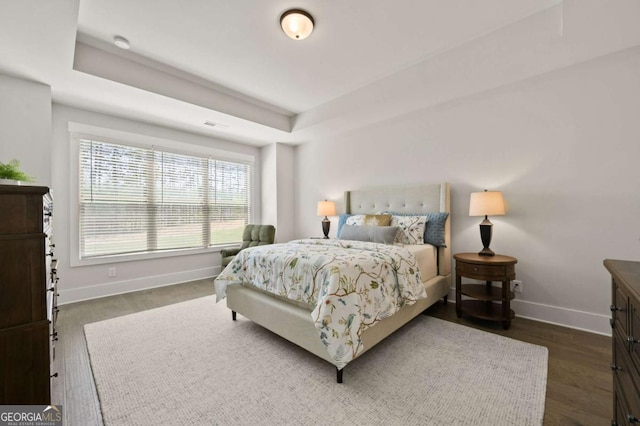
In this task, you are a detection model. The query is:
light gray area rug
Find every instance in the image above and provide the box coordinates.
[84,296,548,426]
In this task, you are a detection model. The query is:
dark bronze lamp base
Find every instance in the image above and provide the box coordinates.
[478,219,495,256]
[322,217,330,239]
[478,247,495,256]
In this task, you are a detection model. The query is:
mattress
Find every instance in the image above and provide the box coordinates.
[404,244,438,282]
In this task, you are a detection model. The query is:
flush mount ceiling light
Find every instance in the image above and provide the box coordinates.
[280,9,314,40]
[113,35,130,50]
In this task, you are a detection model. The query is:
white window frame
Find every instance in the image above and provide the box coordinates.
[68,122,257,267]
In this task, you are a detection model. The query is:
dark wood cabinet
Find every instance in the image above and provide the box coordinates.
[0,184,56,404]
[605,259,640,425]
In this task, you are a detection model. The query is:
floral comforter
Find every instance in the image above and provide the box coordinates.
[214,238,427,369]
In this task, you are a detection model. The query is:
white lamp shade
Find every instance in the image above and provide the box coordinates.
[317,200,336,216]
[469,191,506,217]
[280,9,314,40]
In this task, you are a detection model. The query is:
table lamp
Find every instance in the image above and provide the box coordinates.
[469,190,505,256]
[317,200,336,239]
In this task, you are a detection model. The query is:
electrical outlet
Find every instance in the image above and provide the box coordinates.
[108,267,116,277]
[511,280,522,293]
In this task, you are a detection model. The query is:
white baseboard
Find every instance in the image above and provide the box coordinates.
[511,298,611,336]
[446,288,611,336]
[58,266,222,305]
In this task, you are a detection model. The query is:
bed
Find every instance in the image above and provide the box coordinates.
[215,182,451,382]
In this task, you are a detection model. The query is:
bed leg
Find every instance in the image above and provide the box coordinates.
[443,295,448,304]
[232,311,236,321]
[336,368,343,384]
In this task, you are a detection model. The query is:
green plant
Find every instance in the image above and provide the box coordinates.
[0,159,35,182]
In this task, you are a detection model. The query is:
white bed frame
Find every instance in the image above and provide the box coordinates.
[225,182,451,382]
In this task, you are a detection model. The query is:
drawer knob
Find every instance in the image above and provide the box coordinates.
[628,336,640,347]
[610,304,621,312]
[610,363,622,371]
[473,267,479,272]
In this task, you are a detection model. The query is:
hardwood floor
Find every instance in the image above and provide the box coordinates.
[424,301,612,425]
[53,281,611,425]
[52,279,216,426]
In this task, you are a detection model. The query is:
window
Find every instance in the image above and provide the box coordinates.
[79,138,251,259]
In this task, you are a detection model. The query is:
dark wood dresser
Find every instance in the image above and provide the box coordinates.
[605,259,640,425]
[0,184,58,404]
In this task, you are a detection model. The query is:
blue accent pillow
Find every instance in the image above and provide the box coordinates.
[337,213,352,238]
[425,212,449,247]
[384,211,449,247]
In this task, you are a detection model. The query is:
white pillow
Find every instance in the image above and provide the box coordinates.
[345,215,365,226]
[391,215,427,245]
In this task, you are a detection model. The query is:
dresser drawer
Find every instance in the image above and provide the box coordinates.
[631,303,640,378]
[615,381,634,426]
[614,283,630,337]
[0,193,45,234]
[0,321,51,404]
[0,236,47,328]
[613,337,640,424]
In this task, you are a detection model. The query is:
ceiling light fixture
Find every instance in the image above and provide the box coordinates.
[113,35,130,50]
[280,9,314,40]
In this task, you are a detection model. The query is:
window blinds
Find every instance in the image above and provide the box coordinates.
[79,139,251,258]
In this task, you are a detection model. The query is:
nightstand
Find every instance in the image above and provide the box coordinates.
[454,252,518,330]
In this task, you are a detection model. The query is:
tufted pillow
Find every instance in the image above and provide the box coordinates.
[339,225,399,245]
[390,215,427,245]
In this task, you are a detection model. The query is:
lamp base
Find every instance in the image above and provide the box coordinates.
[322,217,330,239]
[478,219,495,256]
[478,247,495,256]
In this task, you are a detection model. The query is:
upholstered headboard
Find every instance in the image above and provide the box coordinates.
[344,182,451,277]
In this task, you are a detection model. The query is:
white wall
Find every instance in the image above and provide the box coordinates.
[274,143,295,242]
[0,74,51,185]
[52,104,261,304]
[261,142,295,242]
[261,144,278,231]
[295,46,640,335]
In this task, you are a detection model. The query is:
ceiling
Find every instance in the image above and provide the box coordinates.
[0,0,560,146]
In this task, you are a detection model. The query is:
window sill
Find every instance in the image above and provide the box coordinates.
[69,243,241,268]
